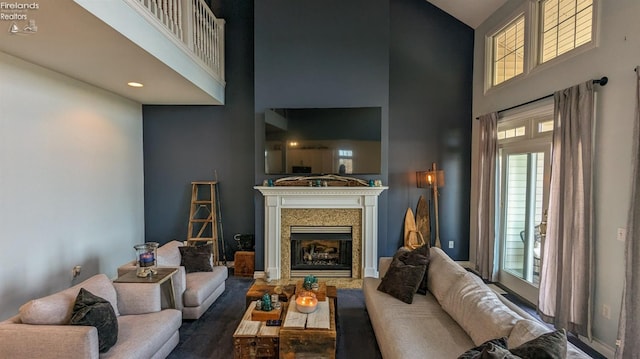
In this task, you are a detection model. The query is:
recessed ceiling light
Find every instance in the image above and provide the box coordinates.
[127,82,144,88]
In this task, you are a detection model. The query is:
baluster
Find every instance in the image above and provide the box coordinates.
[168,0,173,31]
[201,2,206,59]
[219,22,222,70]
[219,20,224,78]
[194,14,199,55]
[212,19,217,68]
[182,0,193,49]
[172,0,178,35]
[195,1,201,57]
[164,0,169,29]
[208,13,211,64]
[155,0,162,21]
[173,0,178,34]
[176,0,182,39]
[212,17,216,67]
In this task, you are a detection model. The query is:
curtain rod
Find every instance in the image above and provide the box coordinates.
[475,76,608,120]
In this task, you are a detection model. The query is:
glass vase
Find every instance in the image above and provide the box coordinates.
[134,242,158,277]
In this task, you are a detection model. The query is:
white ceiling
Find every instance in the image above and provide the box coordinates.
[0,0,221,105]
[427,0,508,28]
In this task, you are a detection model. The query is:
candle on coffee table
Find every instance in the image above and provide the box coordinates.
[295,292,318,313]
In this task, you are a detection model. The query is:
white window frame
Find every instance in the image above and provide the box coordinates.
[532,0,599,70]
[492,15,525,87]
[484,0,599,91]
[484,3,533,93]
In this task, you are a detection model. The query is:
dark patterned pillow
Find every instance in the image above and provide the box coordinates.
[458,337,509,359]
[509,329,567,359]
[377,247,428,304]
[179,245,213,273]
[484,344,522,358]
[413,244,431,295]
[69,288,118,353]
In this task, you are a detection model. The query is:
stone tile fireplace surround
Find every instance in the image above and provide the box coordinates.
[283,209,360,278]
[255,186,387,281]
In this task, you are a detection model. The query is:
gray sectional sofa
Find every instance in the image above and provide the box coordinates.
[0,274,181,359]
[363,247,590,358]
[118,240,228,320]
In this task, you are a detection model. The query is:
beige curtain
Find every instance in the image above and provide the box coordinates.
[615,67,640,359]
[538,81,594,338]
[475,112,498,281]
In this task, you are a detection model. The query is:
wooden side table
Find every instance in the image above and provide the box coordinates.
[235,251,255,277]
[114,267,178,309]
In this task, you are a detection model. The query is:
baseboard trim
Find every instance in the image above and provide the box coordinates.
[578,335,615,358]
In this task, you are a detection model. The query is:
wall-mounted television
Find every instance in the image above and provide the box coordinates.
[264,107,382,175]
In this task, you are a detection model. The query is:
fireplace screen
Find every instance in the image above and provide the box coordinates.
[290,226,352,277]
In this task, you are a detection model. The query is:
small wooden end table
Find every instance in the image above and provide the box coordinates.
[114,267,178,308]
[234,251,255,277]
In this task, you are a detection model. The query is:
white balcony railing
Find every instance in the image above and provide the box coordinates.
[134,0,225,82]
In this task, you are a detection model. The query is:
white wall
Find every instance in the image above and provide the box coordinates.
[0,51,144,320]
[470,0,640,354]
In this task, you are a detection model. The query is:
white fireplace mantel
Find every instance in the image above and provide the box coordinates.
[255,186,387,280]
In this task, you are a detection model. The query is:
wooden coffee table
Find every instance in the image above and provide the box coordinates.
[279,296,336,359]
[233,301,281,359]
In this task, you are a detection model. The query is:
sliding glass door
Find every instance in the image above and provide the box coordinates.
[496,111,552,304]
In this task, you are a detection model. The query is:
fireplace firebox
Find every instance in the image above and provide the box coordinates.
[290,226,352,278]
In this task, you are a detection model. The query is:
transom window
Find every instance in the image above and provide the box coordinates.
[537,120,554,133]
[540,0,594,63]
[498,125,526,140]
[492,15,525,86]
[485,0,597,90]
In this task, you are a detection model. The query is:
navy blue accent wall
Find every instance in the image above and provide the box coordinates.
[142,0,255,257]
[388,0,473,259]
[253,0,390,270]
[142,0,473,268]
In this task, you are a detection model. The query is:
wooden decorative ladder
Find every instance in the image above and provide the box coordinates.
[187,181,220,265]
